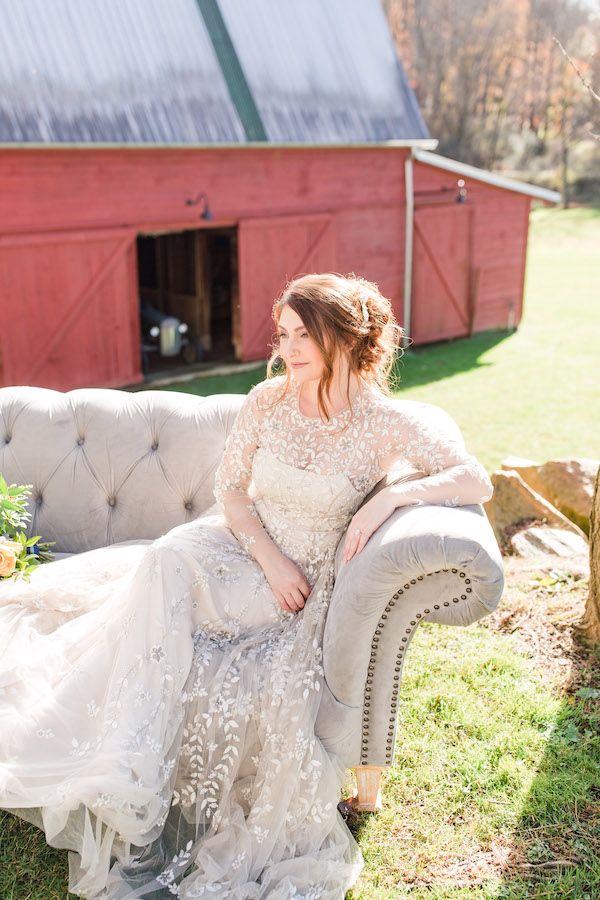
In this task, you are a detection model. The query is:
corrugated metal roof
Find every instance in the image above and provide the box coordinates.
[0,0,245,143]
[0,0,429,145]
[219,0,429,143]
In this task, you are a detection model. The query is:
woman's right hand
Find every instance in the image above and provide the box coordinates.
[261,552,312,614]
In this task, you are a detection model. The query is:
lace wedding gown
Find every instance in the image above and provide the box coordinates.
[0,376,492,898]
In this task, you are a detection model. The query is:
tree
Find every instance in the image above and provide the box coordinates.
[579,466,600,647]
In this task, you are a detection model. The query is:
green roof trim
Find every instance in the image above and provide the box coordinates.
[196,0,268,142]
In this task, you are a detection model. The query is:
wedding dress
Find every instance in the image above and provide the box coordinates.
[0,376,493,898]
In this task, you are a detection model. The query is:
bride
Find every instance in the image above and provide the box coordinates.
[0,273,493,898]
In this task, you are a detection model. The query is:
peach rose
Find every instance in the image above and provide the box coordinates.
[0,539,22,577]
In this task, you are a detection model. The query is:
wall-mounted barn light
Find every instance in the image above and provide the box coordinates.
[185,192,213,220]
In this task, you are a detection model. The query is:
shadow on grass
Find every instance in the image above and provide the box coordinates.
[492,647,600,899]
[139,329,514,401]
[391,329,513,393]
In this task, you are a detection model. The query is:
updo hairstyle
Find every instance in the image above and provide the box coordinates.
[265,272,404,423]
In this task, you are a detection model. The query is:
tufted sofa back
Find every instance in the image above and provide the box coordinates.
[0,385,465,556]
[0,386,245,554]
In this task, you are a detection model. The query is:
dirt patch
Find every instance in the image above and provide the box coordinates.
[482,551,595,693]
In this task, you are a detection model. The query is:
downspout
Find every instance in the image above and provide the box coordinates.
[403,152,414,349]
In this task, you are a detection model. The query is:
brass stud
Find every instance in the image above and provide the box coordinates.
[401,637,407,643]
[434,604,440,610]
[460,594,466,600]
[424,608,430,614]
[405,628,411,634]
[453,598,459,603]
[416,613,422,619]
[395,666,401,672]
[452,568,458,573]
[460,572,465,578]
[375,629,381,635]
[417,575,424,581]
[381,614,388,620]
[466,587,472,593]
[404,584,410,589]
[465,578,471,584]
[410,579,416,585]
[410,620,416,626]
[443,601,450,607]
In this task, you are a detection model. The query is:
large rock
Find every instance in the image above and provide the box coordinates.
[510,526,589,558]
[485,469,586,553]
[501,457,599,535]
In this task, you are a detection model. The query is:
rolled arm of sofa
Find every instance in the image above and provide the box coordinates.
[319,503,504,768]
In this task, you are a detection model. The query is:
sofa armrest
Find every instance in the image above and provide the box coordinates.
[319,503,504,768]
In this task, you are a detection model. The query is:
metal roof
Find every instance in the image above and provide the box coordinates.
[0,0,430,145]
[412,149,562,203]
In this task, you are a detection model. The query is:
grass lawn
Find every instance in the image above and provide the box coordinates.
[1,208,599,898]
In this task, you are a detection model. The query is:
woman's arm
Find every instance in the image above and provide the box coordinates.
[377,405,493,508]
[213,384,281,569]
[214,383,312,612]
[343,403,492,562]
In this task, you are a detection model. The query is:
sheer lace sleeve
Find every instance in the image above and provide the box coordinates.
[214,383,281,566]
[376,403,493,508]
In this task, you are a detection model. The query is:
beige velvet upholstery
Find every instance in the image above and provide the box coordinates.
[0,385,504,769]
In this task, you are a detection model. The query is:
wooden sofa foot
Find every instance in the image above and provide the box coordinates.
[343,766,383,813]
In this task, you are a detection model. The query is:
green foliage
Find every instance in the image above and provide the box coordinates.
[0,473,54,580]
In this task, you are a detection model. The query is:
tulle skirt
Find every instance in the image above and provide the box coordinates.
[0,510,362,898]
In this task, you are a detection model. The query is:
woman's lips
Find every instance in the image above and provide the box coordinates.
[291,362,308,367]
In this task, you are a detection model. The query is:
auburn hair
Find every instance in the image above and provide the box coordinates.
[263,272,405,423]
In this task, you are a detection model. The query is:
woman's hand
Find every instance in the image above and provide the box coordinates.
[261,552,312,614]
[343,491,398,563]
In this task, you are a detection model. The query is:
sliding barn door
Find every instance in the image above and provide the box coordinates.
[238,214,336,360]
[0,228,141,390]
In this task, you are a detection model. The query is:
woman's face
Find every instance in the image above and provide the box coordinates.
[276,306,325,384]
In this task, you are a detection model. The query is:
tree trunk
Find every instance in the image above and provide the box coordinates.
[579,466,600,646]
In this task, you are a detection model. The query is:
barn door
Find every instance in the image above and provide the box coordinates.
[411,205,474,344]
[0,228,140,390]
[238,214,336,360]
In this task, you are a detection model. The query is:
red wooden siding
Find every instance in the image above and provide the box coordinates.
[412,161,531,343]
[410,205,473,344]
[0,229,141,389]
[0,147,536,390]
[239,213,336,360]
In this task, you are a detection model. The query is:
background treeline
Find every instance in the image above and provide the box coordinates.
[382,0,600,204]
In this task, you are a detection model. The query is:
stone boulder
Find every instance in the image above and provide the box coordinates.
[501,457,599,535]
[510,526,589,558]
[485,469,587,555]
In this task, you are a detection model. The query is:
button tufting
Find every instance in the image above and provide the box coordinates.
[184,501,193,511]
[108,496,116,508]
[151,441,159,451]
[4,435,11,444]
[36,494,43,505]
[77,437,85,446]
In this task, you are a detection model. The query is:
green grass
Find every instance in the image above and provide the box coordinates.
[153,206,600,473]
[2,208,599,897]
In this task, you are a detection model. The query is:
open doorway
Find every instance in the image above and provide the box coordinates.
[136,227,239,375]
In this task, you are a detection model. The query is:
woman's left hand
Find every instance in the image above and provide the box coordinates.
[343,491,398,563]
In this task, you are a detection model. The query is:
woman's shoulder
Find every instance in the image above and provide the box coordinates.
[247,375,289,411]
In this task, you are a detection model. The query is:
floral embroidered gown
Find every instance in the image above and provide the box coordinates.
[0,376,492,898]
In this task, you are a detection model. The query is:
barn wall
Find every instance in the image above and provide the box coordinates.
[0,147,408,386]
[412,161,531,335]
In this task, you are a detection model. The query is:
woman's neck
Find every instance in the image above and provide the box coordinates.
[297,371,364,417]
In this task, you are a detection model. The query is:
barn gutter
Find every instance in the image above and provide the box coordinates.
[402,153,415,348]
[0,140,439,150]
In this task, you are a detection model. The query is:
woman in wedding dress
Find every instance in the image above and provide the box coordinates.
[0,273,493,898]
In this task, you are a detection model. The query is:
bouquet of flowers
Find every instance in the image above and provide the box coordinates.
[0,474,54,580]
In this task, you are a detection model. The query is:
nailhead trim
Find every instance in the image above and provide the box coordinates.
[360,569,470,765]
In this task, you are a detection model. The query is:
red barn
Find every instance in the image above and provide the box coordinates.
[0,0,559,391]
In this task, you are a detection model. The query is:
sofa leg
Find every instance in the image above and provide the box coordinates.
[352,765,383,812]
